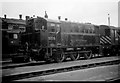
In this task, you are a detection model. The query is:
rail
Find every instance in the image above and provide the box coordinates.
[2,59,120,82]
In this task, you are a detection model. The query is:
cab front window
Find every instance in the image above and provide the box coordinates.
[9,33,18,39]
[13,34,18,39]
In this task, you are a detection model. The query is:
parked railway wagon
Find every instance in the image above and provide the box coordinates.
[1,16,26,59]
[11,16,120,62]
[2,29,26,60]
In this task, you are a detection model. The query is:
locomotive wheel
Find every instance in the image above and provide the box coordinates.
[53,52,65,63]
[70,53,80,61]
[84,52,92,59]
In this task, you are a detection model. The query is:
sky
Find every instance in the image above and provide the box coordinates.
[0,0,120,27]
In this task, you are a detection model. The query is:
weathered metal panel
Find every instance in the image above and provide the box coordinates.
[34,17,47,31]
[40,30,48,47]
[47,21,61,47]
[61,21,98,47]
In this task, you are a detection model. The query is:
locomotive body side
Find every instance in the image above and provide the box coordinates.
[60,21,99,47]
[60,21,101,56]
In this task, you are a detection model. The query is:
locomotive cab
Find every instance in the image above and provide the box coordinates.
[25,17,61,47]
[22,17,61,61]
[25,17,47,48]
[99,25,120,56]
[99,25,112,45]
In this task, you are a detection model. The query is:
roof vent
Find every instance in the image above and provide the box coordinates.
[33,15,35,18]
[65,18,68,21]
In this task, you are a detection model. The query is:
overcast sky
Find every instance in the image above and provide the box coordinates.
[0,0,120,27]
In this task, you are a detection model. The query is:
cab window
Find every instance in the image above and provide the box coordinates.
[105,29,110,36]
[48,23,56,32]
[9,33,18,39]
[13,34,18,39]
[56,24,60,33]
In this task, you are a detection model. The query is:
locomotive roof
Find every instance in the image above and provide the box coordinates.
[100,25,118,30]
[60,20,95,26]
[45,18,61,23]
[2,18,26,25]
[35,16,61,24]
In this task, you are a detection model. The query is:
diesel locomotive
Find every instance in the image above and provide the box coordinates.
[11,16,120,62]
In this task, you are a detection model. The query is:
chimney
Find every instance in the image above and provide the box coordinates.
[108,14,110,26]
[19,14,22,19]
[4,14,7,19]
[58,16,61,20]
[44,11,48,18]
[65,18,68,21]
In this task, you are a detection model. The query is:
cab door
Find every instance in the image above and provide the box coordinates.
[47,22,61,47]
[55,24,61,46]
[40,28,48,47]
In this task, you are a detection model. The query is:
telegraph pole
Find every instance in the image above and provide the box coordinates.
[108,14,110,26]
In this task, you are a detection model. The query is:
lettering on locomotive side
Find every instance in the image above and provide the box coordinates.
[13,34,18,39]
[48,36,56,40]
[51,23,55,26]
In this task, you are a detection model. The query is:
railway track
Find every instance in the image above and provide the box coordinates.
[106,77,120,82]
[1,54,115,69]
[2,56,120,82]
[2,61,46,69]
